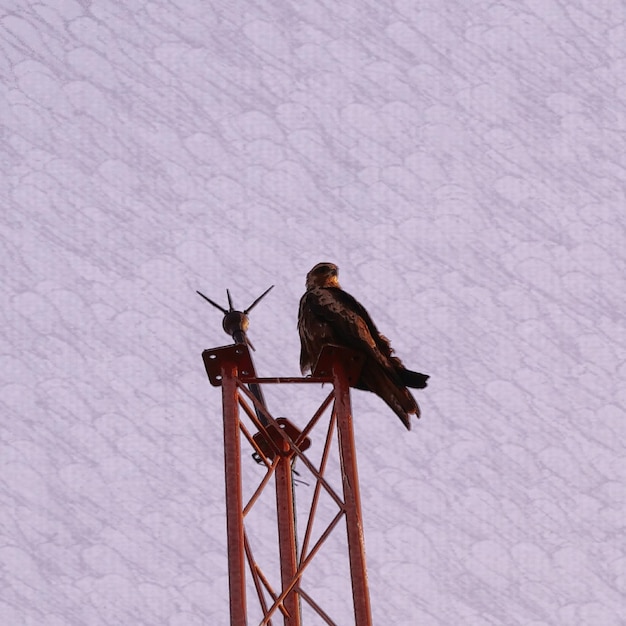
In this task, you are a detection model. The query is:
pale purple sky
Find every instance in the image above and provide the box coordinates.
[2,1,625,624]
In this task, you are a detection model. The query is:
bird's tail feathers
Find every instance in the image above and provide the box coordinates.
[358,366,419,430]
[399,369,429,389]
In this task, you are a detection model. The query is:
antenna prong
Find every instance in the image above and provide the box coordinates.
[197,284,273,348]
[196,290,229,314]
[245,285,274,314]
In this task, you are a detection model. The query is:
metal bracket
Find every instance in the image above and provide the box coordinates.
[253,417,312,461]
[202,344,255,386]
[312,344,365,386]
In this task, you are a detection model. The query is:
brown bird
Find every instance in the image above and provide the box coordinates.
[298,262,428,430]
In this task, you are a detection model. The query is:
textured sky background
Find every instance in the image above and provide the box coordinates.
[2,1,626,624]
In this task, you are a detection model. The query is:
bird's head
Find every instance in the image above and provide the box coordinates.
[306,262,340,289]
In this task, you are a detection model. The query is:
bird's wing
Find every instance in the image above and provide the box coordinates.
[300,287,419,428]
[325,289,408,369]
[302,287,401,375]
[297,292,316,373]
[338,295,428,386]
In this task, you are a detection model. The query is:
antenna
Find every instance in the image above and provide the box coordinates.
[196,285,274,350]
[196,286,274,430]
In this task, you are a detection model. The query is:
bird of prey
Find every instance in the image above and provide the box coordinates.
[298,262,429,430]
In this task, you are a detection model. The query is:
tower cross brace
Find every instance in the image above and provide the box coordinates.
[202,343,373,626]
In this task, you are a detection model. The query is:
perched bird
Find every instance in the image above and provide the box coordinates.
[298,262,429,430]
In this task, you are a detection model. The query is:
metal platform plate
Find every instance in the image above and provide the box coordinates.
[311,344,365,386]
[202,344,255,386]
[253,417,312,461]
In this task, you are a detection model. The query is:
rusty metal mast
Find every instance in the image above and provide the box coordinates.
[199,287,373,625]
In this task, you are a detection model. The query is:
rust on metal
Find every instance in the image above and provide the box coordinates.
[202,344,255,387]
[253,418,311,462]
[204,341,373,626]
[312,344,365,385]
[275,443,301,626]
[221,358,248,626]
[332,354,373,626]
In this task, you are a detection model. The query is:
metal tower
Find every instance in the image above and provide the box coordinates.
[199,288,373,625]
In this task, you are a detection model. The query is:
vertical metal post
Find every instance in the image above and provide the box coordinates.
[333,359,373,626]
[222,360,247,626]
[275,447,301,625]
